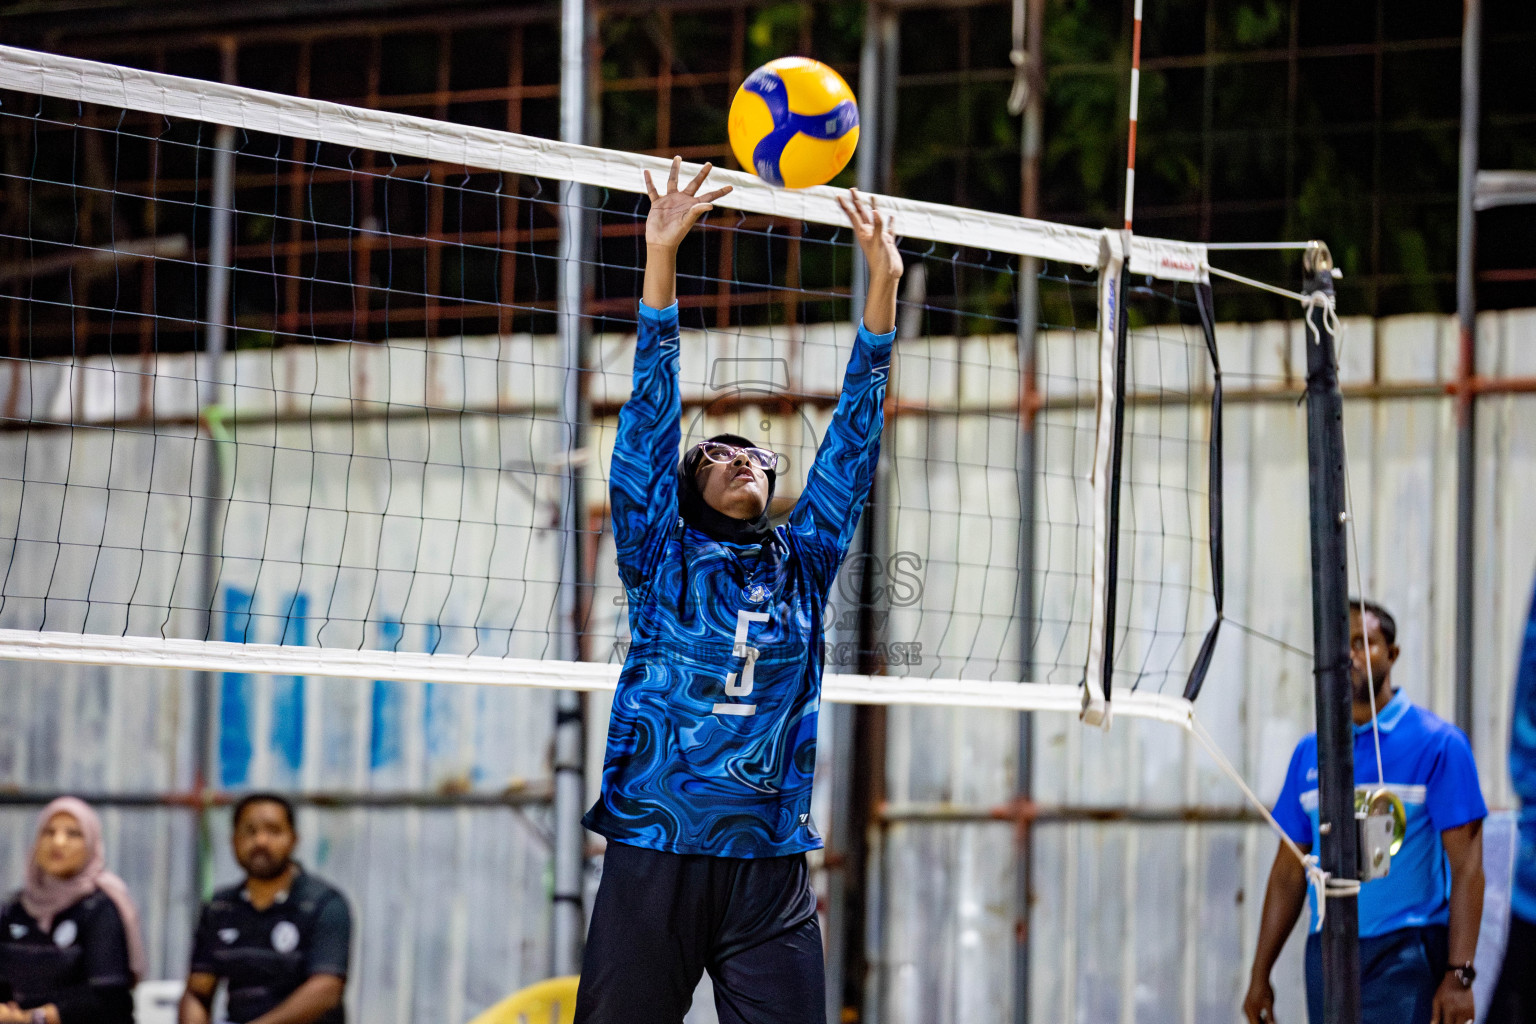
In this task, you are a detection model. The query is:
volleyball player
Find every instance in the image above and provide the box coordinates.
[1488,575,1536,1024]
[573,158,901,1024]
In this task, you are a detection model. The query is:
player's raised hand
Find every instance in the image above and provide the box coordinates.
[838,189,902,334]
[837,189,903,283]
[644,157,732,251]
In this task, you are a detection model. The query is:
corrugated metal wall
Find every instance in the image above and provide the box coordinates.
[0,308,1529,1023]
[0,665,559,1021]
[873,307,1534,1024]
[0,335,571,1021]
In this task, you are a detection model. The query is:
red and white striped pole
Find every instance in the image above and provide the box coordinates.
[1124,0,1143,231]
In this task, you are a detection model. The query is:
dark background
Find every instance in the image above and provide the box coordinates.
[1,0,1531,322]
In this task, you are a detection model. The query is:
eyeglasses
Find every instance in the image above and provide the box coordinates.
[694,441,783,472]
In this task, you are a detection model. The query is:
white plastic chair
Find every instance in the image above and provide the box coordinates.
[133,979,184,1024]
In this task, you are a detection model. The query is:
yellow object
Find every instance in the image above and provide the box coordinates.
[727,57,859,189]
[466,975,580,1024]
[1356,787,1408,856]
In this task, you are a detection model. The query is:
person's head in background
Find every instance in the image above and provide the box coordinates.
[21,795,150,987]
[231,793,298,882]
[1349,598,1400,724]
[33,803,92,882]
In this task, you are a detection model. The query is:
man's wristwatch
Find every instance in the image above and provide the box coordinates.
[30,1009,45,1024]
[1449,962,1476,989]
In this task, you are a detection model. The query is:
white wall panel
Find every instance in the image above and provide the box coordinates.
[0,307,1529,1022]
[884,308,1532,1024]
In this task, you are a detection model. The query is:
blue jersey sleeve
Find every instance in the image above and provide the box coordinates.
[1514,575,1536,922]
[610,301,682,595]
[1273,740,1314,848]
[785,320,894,594]
[1513,577,1536,808]
[1425,721,1487,832]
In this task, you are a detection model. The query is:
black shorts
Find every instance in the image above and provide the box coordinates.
[573,841,824,1024]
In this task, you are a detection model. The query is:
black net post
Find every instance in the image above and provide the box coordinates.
[1302,244,1361,1024]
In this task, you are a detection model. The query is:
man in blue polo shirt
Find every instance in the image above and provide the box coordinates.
[1489,575,1536,1024]
[1243,599,1487,1024]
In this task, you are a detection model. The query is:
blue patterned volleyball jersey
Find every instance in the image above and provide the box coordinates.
[582,300,894,857]
[1511,575,1536,924]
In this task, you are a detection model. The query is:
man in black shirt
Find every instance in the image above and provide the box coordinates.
[179,794,351,1024]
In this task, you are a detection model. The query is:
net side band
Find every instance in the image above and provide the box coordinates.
[0,44,1206,281]
[0,629,1195,727]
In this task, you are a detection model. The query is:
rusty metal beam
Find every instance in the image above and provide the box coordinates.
[12,368,1536,438]
[0,235,188,283]
[877,799,1264,825]
[44,3,561,55]
[0,785,553,808]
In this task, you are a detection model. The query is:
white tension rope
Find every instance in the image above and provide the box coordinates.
[1190,716,1360,926]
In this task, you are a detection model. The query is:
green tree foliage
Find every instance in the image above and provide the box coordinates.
[591,0,1525,320]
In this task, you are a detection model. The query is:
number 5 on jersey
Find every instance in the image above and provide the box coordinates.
[715,610,769,716]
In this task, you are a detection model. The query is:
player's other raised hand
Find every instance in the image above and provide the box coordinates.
[837,188,903,284]
[644,157,732,251]
[838,188,902,334]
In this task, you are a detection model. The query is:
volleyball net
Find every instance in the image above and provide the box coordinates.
[0,44,1221,724]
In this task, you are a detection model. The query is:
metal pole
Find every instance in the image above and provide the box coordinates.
[1302,246,1360,1024]
[829,8,893,1020]
[1453,0,1481,737]
[1012,0,1044,1020]
[1013,268,1038,1024]
[876,11,899,202]
[824,690,855,1024]
[850,0,883,320]
[552,0,589,979]
[191,39,237,905]
[853,34,905,1012]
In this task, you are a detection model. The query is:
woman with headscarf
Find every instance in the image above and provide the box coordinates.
[0,797,145,1024]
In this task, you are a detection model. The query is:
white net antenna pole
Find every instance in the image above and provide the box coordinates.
[1124,0,1144,230]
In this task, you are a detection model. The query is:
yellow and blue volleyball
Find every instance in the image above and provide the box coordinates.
[727,57,859,189]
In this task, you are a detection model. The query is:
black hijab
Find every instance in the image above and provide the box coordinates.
[677,433,777,545]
